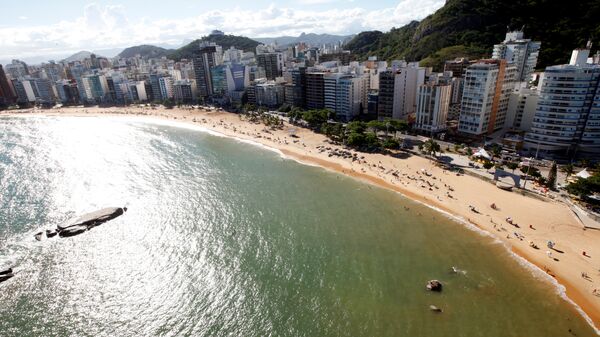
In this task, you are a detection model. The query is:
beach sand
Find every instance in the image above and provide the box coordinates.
[4,106,600,331]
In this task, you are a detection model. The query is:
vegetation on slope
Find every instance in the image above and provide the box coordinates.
[118,45,172,59]
[169,35,260,61]
[345,0,600,70]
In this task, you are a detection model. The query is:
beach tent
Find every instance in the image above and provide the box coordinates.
[576,168,591,179]
[473,148,491,160]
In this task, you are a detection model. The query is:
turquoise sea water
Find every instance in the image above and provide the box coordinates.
[0,116,596,337]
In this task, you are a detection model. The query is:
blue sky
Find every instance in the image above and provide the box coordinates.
[0,0,445,63]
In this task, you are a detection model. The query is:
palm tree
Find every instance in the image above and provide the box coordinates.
[490,145,502,162]
[561,163,575,179]
[423,139,441,158]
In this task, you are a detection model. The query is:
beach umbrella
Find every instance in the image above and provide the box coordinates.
[473,148,491,160]
[575,168,591,179]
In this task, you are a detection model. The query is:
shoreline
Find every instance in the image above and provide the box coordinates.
[2,107,599,333]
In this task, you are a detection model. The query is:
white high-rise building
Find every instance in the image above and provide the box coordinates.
[324,73,344,113]
[415,84,451,133]
[458,60,516,136]
[158,76,174,100]
[133,81,147,102]
[505,87,538,132]
[255,81,284,107]
[492,30,541,82]
[379,64,426,120]
[524,47,600,157]
[336,76,365,121]
[223,47,243,64]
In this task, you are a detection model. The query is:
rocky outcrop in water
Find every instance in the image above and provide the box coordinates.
[426,280,443,292]
[0,268,14,283]
[34,207,128,240]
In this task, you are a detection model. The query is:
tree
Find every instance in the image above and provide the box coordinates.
[566,172,600,198]
[579,159,591,168]
[537,176,548,186]
[367,120,387,134]
[483,161,494,170]
[387,119,409,133]
[561,164,575,178]
[346,121,367,134]
[287,107,303,123]
[521,165,541,178]
[302,109,329,129]
[162,99,175,109]
[547,162,557,189]
[278,104,291,113]
[347,132,366,147]
[243,103,256,113]
[423,139,441,158]
[465,147,473,156]
[490,144,502,161]
[383,138,400,149]
[506,162,519,173]
[364,132,381,150]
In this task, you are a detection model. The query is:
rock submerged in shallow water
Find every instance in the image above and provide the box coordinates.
[0,273,13,283]
[0,268,14,283]
[426,280,443,292]
[429,305,443,312]
[58,225,88,238]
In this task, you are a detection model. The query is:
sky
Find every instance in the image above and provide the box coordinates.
[0,0,445,64]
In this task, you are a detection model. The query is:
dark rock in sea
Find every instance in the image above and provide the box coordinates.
[57,207,127,231]
[46,229,57,238]
[0,273,14,283]
[58,225,88,238]
[426,280,443,292]
[0,268,12,276]
[34,232,43,241]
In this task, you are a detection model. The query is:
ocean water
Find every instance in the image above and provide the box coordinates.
[0,116,596,337]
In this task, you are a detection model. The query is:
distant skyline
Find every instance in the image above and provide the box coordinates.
[0,0,445,64]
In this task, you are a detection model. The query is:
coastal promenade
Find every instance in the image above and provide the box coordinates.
[3,106,599,332]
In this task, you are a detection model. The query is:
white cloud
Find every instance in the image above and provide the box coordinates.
[0,1,445,61]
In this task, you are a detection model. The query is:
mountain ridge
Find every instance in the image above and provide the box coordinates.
[118,45,173,59]
[61,51,96,63]
[255,33,354,46]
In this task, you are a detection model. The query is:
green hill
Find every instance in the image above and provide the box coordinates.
[118,45,172,59]
[169,34,260,61]
[345,0,600,70]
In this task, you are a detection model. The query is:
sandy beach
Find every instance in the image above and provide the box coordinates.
[3,106,599,331]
